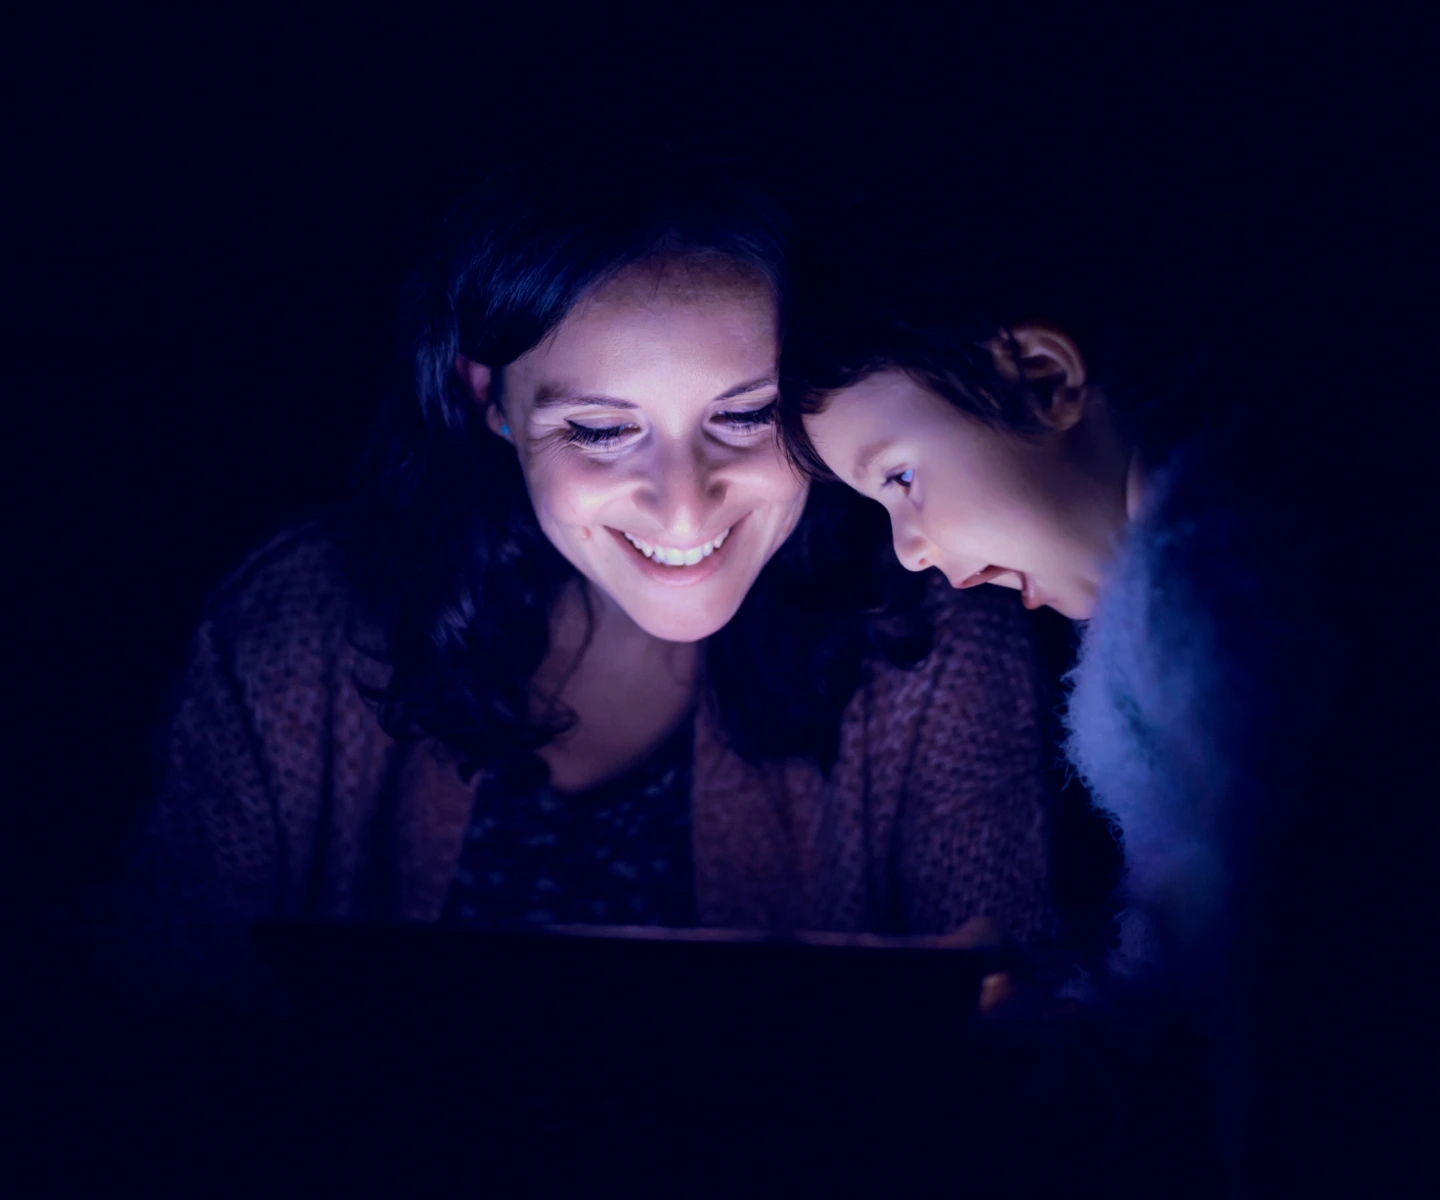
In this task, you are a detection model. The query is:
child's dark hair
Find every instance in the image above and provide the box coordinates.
[779,194,1219,478]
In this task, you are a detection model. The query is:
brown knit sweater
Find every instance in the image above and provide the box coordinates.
[103,522,1057,995]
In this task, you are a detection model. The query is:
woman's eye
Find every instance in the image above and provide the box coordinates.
[566,421,636,446]
[884,468,915,490]
[718,401,777,430]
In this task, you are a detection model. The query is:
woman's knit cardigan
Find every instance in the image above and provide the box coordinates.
[94,521,1063,999]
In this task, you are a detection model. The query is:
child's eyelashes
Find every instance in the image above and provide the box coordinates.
[884,468,915,491]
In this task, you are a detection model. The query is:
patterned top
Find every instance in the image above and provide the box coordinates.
[440,716,697,929]
[105,521,1061,1005]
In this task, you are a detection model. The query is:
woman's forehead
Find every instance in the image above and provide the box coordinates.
[546,269,772,349]
[507,273,778,404]
[586,255,774,312]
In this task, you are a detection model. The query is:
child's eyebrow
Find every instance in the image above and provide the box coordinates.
[854,440,896,481]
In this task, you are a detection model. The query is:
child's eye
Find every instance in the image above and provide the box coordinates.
[884,468,915,490]
[718,402,777,430]
[566,421,636,446]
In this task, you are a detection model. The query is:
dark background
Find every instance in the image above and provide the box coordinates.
[20,11,1415,908]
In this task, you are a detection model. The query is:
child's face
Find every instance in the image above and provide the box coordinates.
[801,370,1118,620]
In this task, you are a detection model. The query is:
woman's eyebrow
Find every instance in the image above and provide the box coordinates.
[714,374,779,402]
[531,375,778,411]
[531,386,637,411]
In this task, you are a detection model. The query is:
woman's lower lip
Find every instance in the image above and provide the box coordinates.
[606,519,743,586]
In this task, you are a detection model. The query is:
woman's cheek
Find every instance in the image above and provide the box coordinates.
[529,457,628,527]
[735,443,807,503]
[728,451,808,549]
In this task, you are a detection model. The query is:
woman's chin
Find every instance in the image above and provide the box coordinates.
[579,521,775,642]
[621,600,740,644]
[579,559,754,642]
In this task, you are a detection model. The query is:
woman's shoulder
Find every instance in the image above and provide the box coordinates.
[925,568,1037,642]
[193,514,383,675]
[205,515,350,616]
[866,571,1044,716]
[920,570,1042,681]
[151,516,392,804]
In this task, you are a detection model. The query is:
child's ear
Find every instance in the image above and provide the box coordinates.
[984,325,1089,432]
[454,354,512,442]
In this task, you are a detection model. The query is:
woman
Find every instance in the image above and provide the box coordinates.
[777,212,1416,1191]
[93,145,1066,1007]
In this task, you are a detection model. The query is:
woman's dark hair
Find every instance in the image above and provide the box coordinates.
[778,195,1220,479]
[337,142,928,784]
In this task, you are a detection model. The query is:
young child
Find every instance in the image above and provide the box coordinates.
[777,218,1419,1194]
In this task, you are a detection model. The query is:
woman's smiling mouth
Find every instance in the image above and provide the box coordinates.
[621,527,732,566]
[604,518,747,586]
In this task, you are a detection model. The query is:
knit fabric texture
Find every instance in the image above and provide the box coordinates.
[95,521,1060,1000]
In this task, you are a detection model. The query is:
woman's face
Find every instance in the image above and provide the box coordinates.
[489,263,807,643]
[802,370,1124,620]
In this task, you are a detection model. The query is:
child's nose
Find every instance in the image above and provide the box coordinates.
[891,523,935,573]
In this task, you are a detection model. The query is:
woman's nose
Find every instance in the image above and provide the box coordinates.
[641,444,726,537]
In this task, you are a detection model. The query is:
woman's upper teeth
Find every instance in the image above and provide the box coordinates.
[623,527,731,566]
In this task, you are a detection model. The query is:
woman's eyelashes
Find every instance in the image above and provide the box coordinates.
[883,467,915,491]
[565,420,636,446]
[717,400,777,429]
[563,401,776,447]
